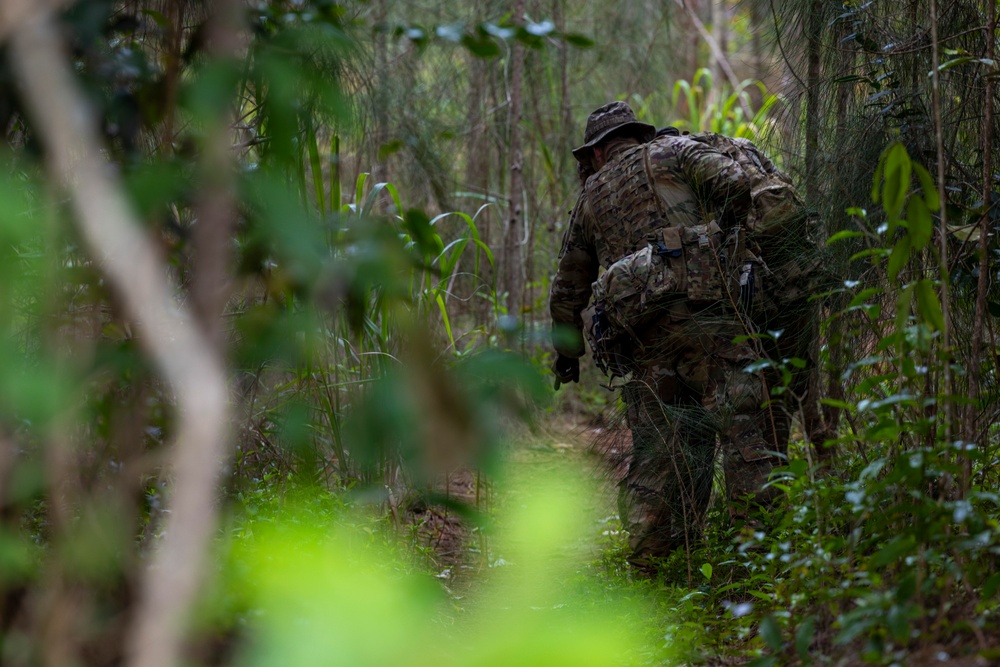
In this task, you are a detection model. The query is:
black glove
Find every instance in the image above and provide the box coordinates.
[552,354,580,390]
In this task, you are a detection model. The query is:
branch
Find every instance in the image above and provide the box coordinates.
[1,5,231,667]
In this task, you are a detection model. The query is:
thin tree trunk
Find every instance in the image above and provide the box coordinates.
[967,3,996,490]
[160,1,185,154]
[928,0,954,492]
[465,3,493,326]
[504,0,526,325]
[5,4,232,667]
[676,0,699,80]
[749,1,766,87]
[710,0,727,90]
[805,0,822,207]
[556,0,572,195]
[674,0,753,118]
[371,0,390,187]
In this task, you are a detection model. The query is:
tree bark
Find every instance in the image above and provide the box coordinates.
[805,0,823,208]
[967,2,996,487]
[503,0,527,326]
[928,0,954,472]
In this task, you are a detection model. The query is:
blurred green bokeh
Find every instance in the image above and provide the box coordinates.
[225,465,663,667]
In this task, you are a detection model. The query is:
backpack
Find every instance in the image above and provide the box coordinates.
[582,133,809,373]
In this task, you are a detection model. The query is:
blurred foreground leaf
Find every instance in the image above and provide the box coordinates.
[227,466,657,667]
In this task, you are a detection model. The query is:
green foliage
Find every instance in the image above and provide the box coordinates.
[381,17,594,57]
[217,466,656,667]
[629,68,782,143]
[719,143,1000,665]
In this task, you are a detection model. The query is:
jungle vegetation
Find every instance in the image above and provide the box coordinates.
[0,1,998,665]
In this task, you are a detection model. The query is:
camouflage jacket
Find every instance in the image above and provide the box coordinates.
[549,135,752,358]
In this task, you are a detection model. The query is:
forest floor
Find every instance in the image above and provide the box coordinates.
[406,412,618,591]
[403,412,999,667]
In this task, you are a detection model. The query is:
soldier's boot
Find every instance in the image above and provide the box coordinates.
[618,482,685,573]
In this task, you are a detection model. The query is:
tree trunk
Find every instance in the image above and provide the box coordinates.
[967,2,996,488]
[371,0,390,188]
[804,0,822,208]
[503,0,527,327]
[710,0,727,89]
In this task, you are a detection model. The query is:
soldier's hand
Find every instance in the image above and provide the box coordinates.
[552,354,580,390]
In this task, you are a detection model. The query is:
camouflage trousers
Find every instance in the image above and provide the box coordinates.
[613,313,789,566]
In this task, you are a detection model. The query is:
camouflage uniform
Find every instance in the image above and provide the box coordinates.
[550,105,786,565]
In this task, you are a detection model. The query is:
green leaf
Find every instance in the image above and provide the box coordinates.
[870,534,916,569]
[915,280,945,332]
[759,615,783,651]
[785,357,807,369]
[139,9,171,28]
[480,22,516,40]
[848,287,883,309]
[882,143,912,223]
[934,56,974,73]
[895,283,915,336]
[872,143,891,203]
[887,236,911,282]
[435,22,464,42]
[849,247,890,263]
[563,32,594,48]
[403,209,437,255]
[827,230,865,245]
[307,125,326,214]
[524,20,555,36]
[744,359,774,373]
[461,34,501,58]
[435,294,455,347]
[983,572,1000,598]
[795,617,816,660]
[912,163,940,211]
[887,605,909,643]
[701,563,713,580]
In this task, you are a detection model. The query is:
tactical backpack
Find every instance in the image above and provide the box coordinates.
[580,139,753,373]
[686,132,818,321]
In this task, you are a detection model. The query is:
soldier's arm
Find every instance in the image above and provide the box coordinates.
[675,136,753,222]
[549,197,599,358]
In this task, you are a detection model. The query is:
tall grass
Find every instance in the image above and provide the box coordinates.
[266,123,499,490]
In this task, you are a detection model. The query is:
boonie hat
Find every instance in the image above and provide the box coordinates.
[572,101,656,163]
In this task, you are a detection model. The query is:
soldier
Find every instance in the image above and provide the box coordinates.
[549,101,787,569]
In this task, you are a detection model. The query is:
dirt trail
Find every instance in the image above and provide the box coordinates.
[405,418,621,590]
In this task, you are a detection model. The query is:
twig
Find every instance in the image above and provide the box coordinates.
[1,5,231,667]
